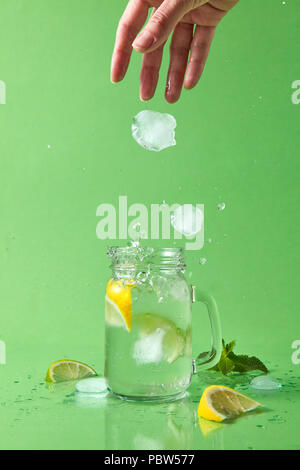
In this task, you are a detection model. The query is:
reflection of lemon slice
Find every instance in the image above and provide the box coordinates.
[198,385,262,422]
[198,417,222,436]
[133,313,185,364]
[46,360,97,383]
[106,279,134,332]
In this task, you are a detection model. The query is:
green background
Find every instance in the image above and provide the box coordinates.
[0,0,299,450]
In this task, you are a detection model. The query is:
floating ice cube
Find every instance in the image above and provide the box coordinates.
[75,377,108,395]
[133,328,166,365]
[250,376,282,390]
[132,110,176,152]
[171,204,203,237]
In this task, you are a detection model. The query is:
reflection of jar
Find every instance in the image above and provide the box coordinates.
[105,395,196,450]
[105,247,222,401]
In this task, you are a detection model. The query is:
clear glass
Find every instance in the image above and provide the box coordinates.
[104,247,193,400]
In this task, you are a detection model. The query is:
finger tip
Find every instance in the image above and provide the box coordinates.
[140,94,153,102]
[132,44,145,53]
[184,80,196,90]
[110,74,124,84]
[165,94,179,104]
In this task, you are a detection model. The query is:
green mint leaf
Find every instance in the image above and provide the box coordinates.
[228,351,269,374]
[224,340,236,355]
[217,353,235,375]
[198,339,269,376]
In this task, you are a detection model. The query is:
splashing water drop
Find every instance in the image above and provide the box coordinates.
[217,202,226,211]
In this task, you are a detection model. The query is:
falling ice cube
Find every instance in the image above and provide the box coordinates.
[132,110,176,152]
[250,376,282,390]
[171,204,203,237]
[75,377,108,396]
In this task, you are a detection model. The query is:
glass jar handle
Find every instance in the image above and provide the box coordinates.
[191,286,222,373]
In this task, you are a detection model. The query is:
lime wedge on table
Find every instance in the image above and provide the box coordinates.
[46,360,97,383]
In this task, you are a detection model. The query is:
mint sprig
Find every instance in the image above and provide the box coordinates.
[197,339,269,375]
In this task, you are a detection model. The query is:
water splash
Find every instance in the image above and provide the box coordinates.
[217,202,226,211]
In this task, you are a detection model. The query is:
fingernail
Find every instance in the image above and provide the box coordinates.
[133,31,155,51]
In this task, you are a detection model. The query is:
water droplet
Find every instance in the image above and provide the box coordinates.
[199,258,207,265]
[217,202,226,211]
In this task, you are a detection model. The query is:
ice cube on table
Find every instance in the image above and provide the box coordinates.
[75,377,108,395]
[132,110,176,152]
[171,204,203,237]
[250,376,282,390]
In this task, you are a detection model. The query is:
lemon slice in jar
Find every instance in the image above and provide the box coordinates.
[105,279,134,332]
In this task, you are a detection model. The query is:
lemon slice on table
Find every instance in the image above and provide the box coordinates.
[105,278,134,332]
[198,385,262,422]
[46,360,97,383]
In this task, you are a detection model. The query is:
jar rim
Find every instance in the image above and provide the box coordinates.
[107,246,186,269]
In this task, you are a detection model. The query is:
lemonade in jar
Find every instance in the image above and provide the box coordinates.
[104,247,221,400]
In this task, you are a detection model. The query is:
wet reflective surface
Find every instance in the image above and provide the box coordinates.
[1,351,299,450]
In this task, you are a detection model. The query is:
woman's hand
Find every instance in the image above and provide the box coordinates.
[111,0,239,103]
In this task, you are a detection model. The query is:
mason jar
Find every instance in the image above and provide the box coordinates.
[104,246,222,401]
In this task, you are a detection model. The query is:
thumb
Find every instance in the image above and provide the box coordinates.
[132,0,207,53]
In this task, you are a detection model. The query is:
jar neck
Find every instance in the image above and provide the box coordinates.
[108,246,186,278]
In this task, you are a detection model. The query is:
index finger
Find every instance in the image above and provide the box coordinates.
[111,0,150,83]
